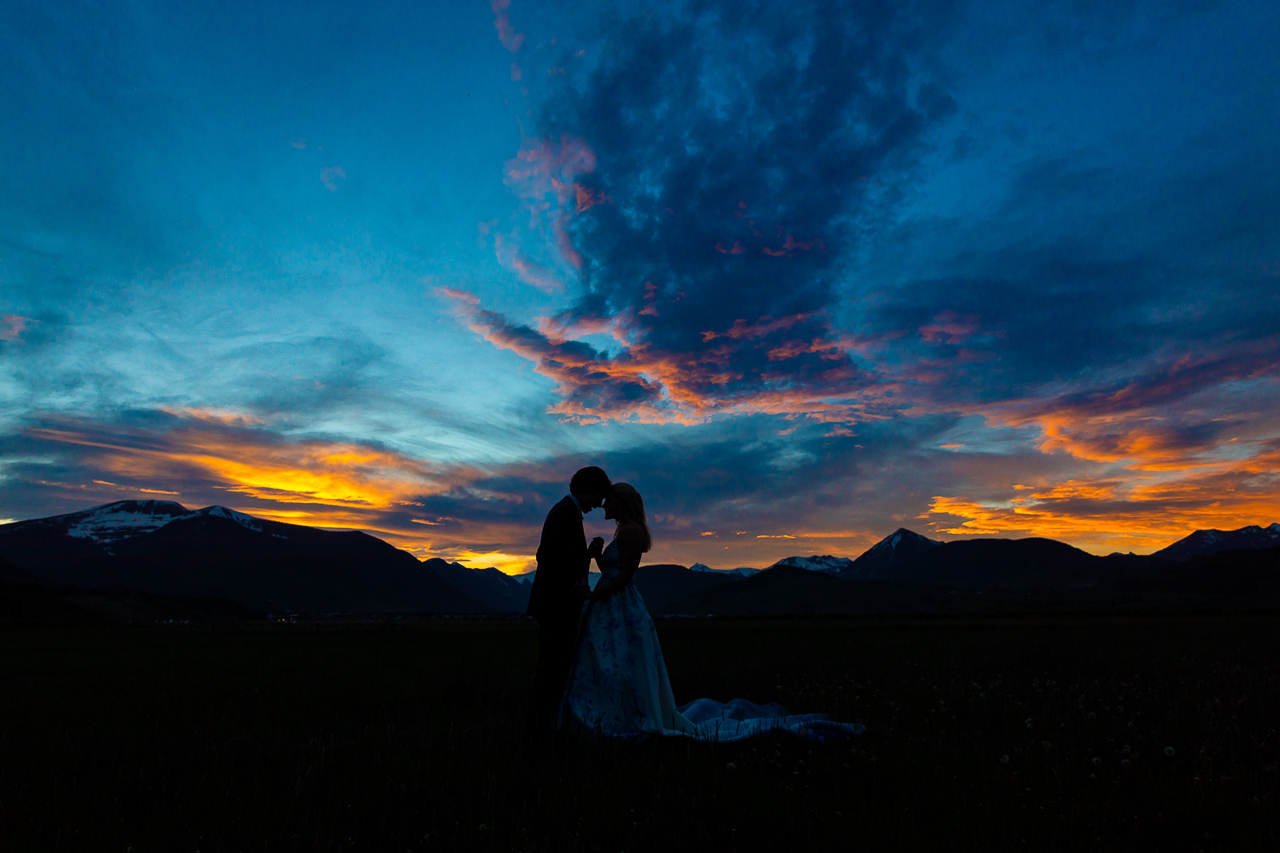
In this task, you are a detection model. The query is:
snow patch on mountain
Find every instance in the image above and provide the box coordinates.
[769,555,854,575]
[63,500,190,543]
[193,506,265,533]
[690,563,759,577]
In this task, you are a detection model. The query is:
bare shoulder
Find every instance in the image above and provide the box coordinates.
[616,523,648,552]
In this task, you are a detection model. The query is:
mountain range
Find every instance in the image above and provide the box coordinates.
[1,500,1277,618]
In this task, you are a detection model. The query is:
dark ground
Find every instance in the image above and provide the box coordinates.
[1,616,1277,851]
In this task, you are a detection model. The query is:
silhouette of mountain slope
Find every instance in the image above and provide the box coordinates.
[890,538,1098,588]
[0,503,491,614]
[655,565,847,615]
[426,559,530,613]
[0,555,36,584]
[631,563,738,612]
[840,528,944,579]
[1152,523,1280,562]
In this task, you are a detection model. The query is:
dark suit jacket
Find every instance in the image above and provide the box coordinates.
[526,496,589,621]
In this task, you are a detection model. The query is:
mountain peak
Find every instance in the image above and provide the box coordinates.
[188,505,264,532]
[769,555,853,575]
[842,528,944,579]
[1153,522,1280,562]
[61,500,191,544]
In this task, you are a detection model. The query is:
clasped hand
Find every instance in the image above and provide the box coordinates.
[576,537,606,600]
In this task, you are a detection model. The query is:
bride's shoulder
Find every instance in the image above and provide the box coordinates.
[615,522,649,552]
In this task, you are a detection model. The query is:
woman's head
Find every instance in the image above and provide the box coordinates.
[604,482,652,551]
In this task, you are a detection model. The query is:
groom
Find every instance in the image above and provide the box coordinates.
[526,465,610,734]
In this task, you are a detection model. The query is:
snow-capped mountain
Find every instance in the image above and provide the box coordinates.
[840,528,945,579]
[768,555,855,575]
[0,500,491,614]
[54,500,191,544]
[1152,523,1280,562]
[689,563,759,577]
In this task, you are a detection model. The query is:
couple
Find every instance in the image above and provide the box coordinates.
[527,466,864,742]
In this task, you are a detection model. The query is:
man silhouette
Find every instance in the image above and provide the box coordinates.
[526,465,610,734]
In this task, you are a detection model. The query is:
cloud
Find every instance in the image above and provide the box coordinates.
[926,441,1280,552]
[456,0,957,426]
[491,0,525,54]
[493,235,565,292]
[319,166,346,191]
[442,289,888,424]
[0,315,31,342]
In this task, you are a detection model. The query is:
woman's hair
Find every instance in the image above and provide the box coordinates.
[610,482,652,552]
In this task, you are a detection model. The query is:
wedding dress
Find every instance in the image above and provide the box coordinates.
[558,539,864,742]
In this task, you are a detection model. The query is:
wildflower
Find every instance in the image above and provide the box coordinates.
[726,762,736,771]
[1041,741,1051,751]
[1164,746,1175,757]
[1121,759,1131,768]
[1093,757,1102,766]
[1000,754,1010,764]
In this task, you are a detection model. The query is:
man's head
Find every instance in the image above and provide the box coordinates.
[569,465,612,511]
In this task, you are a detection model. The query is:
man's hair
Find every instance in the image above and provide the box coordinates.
[569,465,611,496]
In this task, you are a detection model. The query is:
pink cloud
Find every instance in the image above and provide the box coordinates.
[494,235,564,292]
[491,0,525,53]
[574,185,611,213]
[919,310,980,344]
[0,314,30,342]
[510,62,522,81]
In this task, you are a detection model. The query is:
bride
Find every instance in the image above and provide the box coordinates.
[558,482,863,742]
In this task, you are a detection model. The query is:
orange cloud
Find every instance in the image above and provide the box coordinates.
[441,289,891,426]
[24,417,465,512]
[926,445,1280,552]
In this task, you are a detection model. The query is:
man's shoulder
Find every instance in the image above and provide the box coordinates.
[544,495,578,524]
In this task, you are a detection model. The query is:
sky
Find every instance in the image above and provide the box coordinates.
[2,0,1278,573]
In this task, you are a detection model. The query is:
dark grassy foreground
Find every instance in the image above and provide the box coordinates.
[2,616,1278,851]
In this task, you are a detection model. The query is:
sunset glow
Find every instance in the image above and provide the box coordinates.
[2,0,1277,567]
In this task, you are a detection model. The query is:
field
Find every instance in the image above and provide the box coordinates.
[2,616,1278,851]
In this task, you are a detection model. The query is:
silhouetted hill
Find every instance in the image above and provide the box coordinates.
[1152,523,1280,562]
[839,528,943,579]
[656,565,847,615]
[0,579,262,628]
[890,538,1098,588]
[0,555,36,584]
[426,559,530,613]
[0,503,492,614]
[631,563,738,612]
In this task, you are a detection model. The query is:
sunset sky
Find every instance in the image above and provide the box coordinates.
[2,0,1278,573]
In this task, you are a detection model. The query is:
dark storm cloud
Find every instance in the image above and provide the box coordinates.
[469,0,960,423]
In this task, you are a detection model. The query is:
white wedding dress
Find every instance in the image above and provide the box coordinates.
[558,540,864,742]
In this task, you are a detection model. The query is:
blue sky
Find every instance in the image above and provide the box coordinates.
[2,0,1278,571]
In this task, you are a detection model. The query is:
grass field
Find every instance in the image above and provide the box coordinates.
[2,615,1277,851]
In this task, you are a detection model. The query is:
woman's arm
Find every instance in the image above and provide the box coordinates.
[588,526,644,600]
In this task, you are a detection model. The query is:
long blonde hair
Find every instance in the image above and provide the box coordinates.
[611,482,652,552]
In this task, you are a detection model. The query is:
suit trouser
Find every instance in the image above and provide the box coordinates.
[530,610,580,730]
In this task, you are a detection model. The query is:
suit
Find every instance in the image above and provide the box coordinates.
[527,495,590,731]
